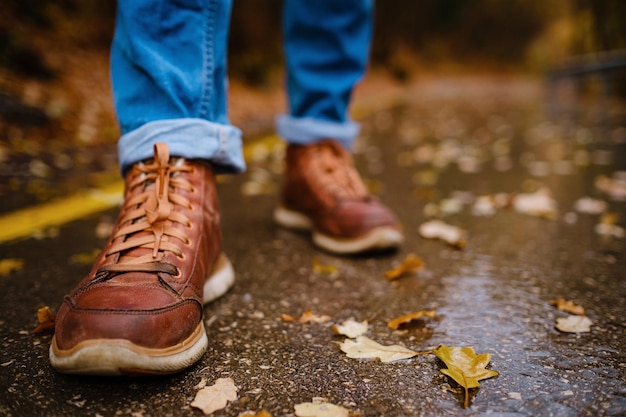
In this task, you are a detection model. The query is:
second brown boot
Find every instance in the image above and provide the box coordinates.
[274,139,403,254]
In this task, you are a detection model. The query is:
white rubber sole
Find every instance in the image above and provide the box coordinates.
[273,205,403,254]
[49,253,235,376]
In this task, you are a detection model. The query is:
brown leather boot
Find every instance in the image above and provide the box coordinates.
[50,143,234,375]
[274,139,403,254]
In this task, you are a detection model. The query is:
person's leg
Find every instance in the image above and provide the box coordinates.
[277,0,372,149]
[50,0,239,376]
[274,0,403,254]
[112,0,244,174]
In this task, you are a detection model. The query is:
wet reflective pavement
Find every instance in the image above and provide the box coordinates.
[1,76,625,416]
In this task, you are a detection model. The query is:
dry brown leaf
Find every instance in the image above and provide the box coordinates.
[387,310,436,330]
[385,254,425,280]
[238,410,273,417]
[31,306,56,334]
[332,318,368,338]
[339,336,421,363]
[418,220,467,248]
[281,314,297,322]
[549,298,585,316]
[191,377,238,415]
[298,310,331,324]
[555,315,593,333]
[294,401,349,417]
[0,258,24,277]
[312,257,339,275]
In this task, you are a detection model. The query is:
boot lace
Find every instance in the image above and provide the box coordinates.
[309,141,369,202]
[97,143,193,277]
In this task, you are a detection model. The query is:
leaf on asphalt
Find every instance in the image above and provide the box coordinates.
[31,306,56,334]
[239,410,273,417]
[312,257,339,275]
[594,213,625,239]
[573,197,607,215]
[433,344,499,408]
[555,315,593,333]
[387,310,436,330]
[512,187,558,220]
[191,377,238,415]
[0,258,24,277]
[294,400,349,417]
[332,318,368,338]
[385,253,425,280]
[339,336,420,363]
[549,298,585,315]
[595,172,626,200]
[418,220,467,249]
[282,310,331,324]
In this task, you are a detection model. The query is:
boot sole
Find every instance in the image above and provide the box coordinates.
[274,206,403,254]
[49,253,235,376]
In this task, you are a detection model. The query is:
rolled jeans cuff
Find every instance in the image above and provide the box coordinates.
[117,118,246,175]
[276,114,360,150]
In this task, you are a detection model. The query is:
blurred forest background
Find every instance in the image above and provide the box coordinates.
[0,0,624,204]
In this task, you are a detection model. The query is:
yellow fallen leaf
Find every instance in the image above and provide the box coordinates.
[387,310,436,330]
[312,257,338,275]
[555,315,593,333]
[434,344,499,408]
[294,401,349,417]
[239,410,273,417]
[191,377,238,415]
[384,254,425,280]
[549,298,585,316]
[339,336,421,363]
[332,318,368,338]
[31,306,56,334]
[0,258,24,277]
[298,310,331,324]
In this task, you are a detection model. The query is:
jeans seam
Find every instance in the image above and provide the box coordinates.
[200,0,216,120]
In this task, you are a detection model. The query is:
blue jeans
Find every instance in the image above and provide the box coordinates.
[112,0,373,174]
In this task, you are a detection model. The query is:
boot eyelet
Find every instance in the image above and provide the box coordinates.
[176,253,187,261]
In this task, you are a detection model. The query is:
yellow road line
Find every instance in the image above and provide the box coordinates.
[0,135,284,243]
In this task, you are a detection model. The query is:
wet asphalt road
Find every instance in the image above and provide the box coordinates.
[0,76,625,416]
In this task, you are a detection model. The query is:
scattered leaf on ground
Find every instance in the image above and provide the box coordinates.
[385,253,425,280]
[573,197,607,215]
[31,306,56,334]
[471,195,498,217]
[283,310,331,324]
[339,336,421,363]
[418,220,467,248]
[433,344,499,408]
[595,172,626,200]
[191,377,238,415]
[555,315,593,333]
[0,259,24,277]
[387,310,436,330]
[294,401,349,417]
[594,213,625,239]
[238,410,273,417]
[512,187,558,220]
[312,257,339,275]
[549,298,585,315]
[332,318,368,338]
